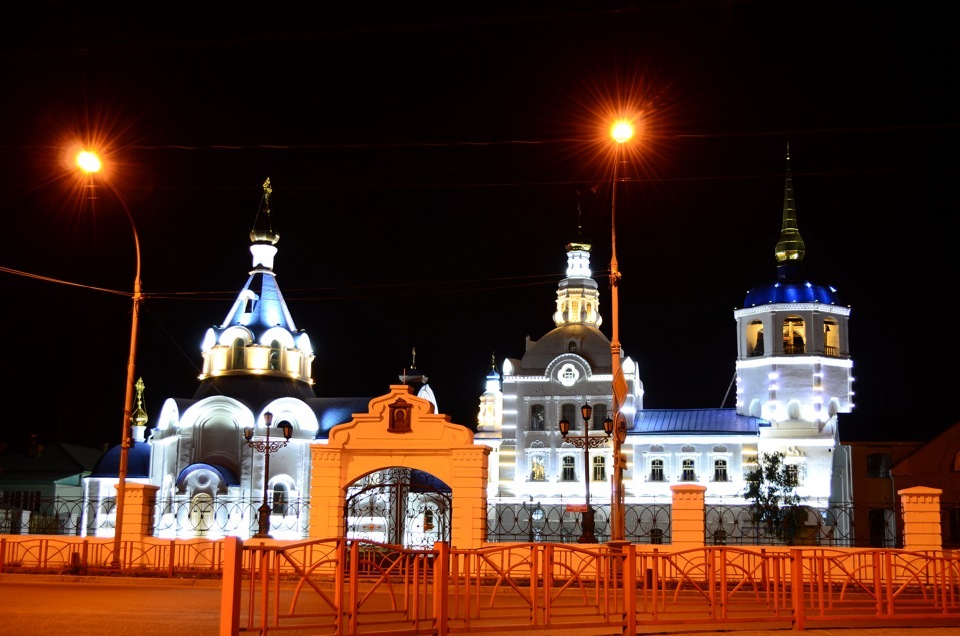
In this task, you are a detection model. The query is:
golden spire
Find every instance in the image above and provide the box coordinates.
[249,177,279,245]
[774,143,805,268]
[132,377,148,429]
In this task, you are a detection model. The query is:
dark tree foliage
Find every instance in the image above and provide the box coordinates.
[743,451,805,540]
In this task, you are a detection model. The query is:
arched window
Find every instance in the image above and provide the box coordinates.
[681,458,696,481]
[783,317,806,354]
[650,458,664,482]
[530,454,546,481]
[747,320,764,356]
[233,338,245,369]
[272,484,288,516]
[823,319,839,356]
[591,403,608,430]
[592,455,606,481]
[561,403,577,430]
[530,404,545,431]
[561,456,576,481]
[269,340,281,371]
[423,508,435,531]
[713,459,728,482]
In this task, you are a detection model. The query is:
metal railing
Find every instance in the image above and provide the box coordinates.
[4,497,953,551]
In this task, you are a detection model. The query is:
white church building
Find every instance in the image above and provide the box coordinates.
[82,148,854,544]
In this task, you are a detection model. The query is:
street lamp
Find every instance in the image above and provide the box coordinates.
[608,119,634,544]
[559,402,613,543]
[76,150,142,568]
[244,412,293,539]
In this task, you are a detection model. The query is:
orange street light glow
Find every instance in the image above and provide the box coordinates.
[76,150,102,173]
[610,120,634,144]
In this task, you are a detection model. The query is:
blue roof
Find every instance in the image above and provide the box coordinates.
[89,441,152,478]
[743,279,840,307]
[631,409,765,435]
[309,397,374,437]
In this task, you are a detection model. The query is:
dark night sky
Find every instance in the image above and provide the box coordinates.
[0,2,955,449]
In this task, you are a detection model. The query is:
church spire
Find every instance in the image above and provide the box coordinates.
[552,195,603,328]
[774,143,806,280]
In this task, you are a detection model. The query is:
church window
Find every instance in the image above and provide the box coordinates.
[272,484,288,515]
[681,458,696,482]
[823,319,839,356]
[782,317,806,354]
[269,340,281,371]
[423,508,435,531]
[561,403,577,430]
[530,455,546,481]
[233,338,245,369]
[530,405,545,431]
[561,456,576,481]
[568,341,577,353]
[592,455,606,482]
[748,320,764,356]
[650,459,664,482]
[713,459,728,482]
[591,403,608,430]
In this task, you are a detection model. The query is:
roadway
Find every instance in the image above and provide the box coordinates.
[2,573,958,636]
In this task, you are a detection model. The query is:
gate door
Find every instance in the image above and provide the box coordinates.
[344,467,451,548]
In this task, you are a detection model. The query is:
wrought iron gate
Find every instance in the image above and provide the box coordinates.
[344,467,452,548]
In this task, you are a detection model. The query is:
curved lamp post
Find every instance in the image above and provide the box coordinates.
[244,412,293,538]
[76,150,142,568]
[608,120,634,544]
[559,403,613,543]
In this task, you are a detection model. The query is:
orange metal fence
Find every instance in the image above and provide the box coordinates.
[3,535,959,634]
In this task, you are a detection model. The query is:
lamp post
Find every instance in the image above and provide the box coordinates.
[608,120,634,544]
[559,402,613,543]
[244,412,293,539]
[76,150,142,568]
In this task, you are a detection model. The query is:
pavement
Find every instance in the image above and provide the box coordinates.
[2,573,958,635]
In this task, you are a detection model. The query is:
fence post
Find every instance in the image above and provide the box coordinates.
[790,548,805,631]
[434,541,449,636]
[624,543,637,635]
[219,535,243,636]
[899,486,943,551]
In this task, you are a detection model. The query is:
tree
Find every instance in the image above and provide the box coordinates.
[743,451,803,541]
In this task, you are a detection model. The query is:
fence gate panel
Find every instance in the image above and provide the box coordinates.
[344,467,451,548]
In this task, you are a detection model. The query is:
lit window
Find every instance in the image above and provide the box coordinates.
[786,464,799,486]
[713,459,728,482]
[592,455,606,482]
[650,459,664,482]
[530,455,546,481]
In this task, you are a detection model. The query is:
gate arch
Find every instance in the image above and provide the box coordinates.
[309,385,490,547]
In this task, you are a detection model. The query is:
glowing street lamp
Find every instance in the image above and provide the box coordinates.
[75,149,142,567]
[559,402,613,544]
[608,119,634,544]
[244,412,293,539]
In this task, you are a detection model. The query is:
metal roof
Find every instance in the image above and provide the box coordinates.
[631,408,766,435]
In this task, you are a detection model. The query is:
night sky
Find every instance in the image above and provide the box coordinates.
[1,2,955,450]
